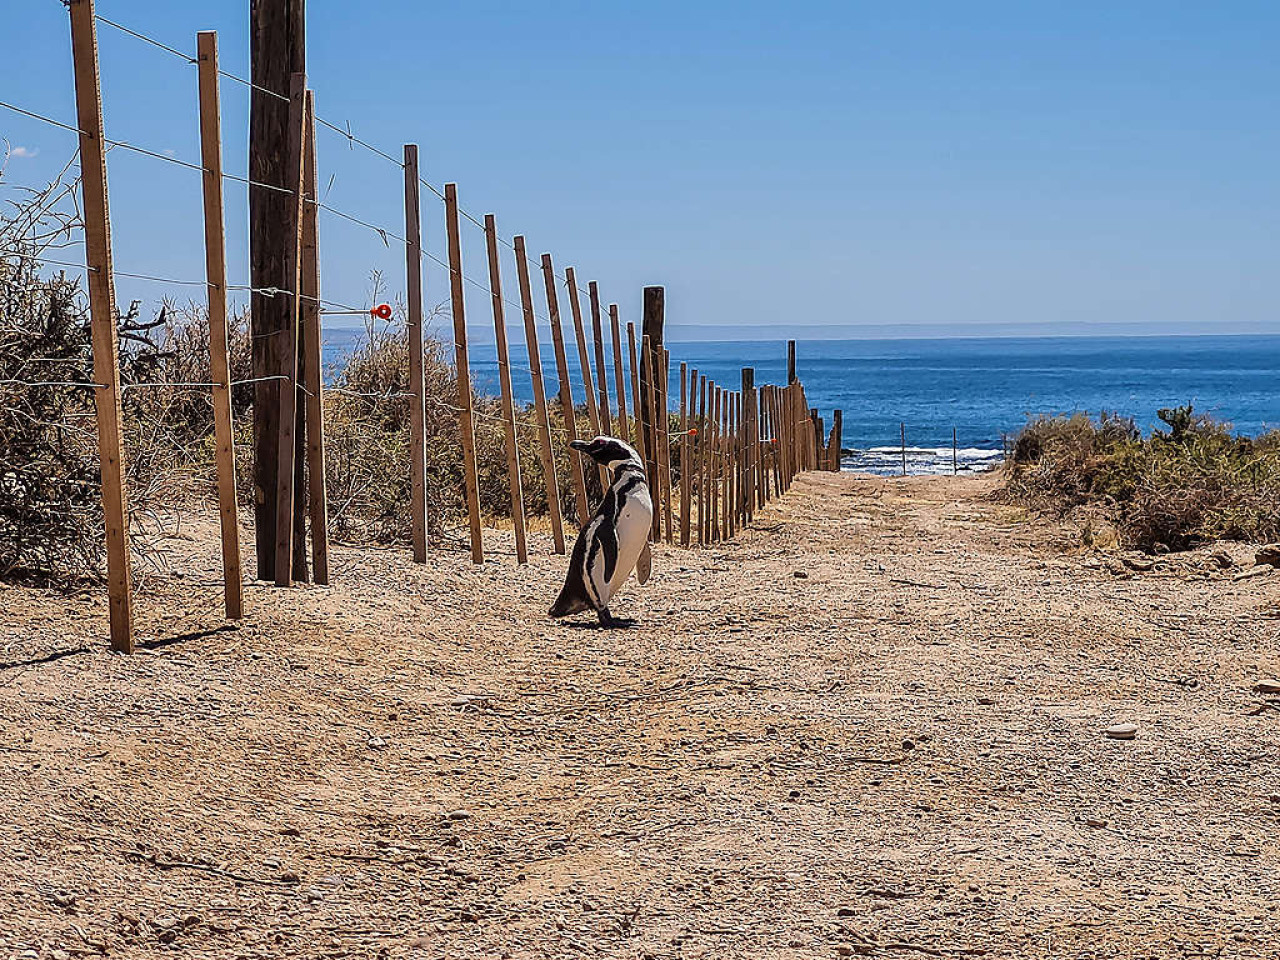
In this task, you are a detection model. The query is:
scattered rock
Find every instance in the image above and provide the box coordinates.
[1211,550,1235,569]
[1233,565,1274,582]
[1084,818,1108,828]
[901,739,915,751]
[1105,723,1138,740]
[793,570,809,579]
[1123,555,1156,572]
[1252,681,1280,695]
[366,736,386,750]
[446,809,471,821]
[1255,544,1280,567]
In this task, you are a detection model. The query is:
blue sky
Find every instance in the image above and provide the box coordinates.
[2,0,1277,339]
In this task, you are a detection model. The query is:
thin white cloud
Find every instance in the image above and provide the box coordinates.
[10,146,40,159]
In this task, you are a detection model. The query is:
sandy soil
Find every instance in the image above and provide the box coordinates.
[2,471,1279,960]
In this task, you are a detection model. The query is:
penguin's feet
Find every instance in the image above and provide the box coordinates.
[596,608,636,629]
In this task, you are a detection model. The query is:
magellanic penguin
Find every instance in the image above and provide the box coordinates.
[549,435,654,628]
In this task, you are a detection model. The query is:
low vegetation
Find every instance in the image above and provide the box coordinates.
[2,172,591,584]
[1003,407,1280,552]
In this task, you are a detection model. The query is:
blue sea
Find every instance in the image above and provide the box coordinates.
[323,333,1280,475]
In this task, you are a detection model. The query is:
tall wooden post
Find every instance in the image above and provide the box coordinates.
[589,282,612,436]
[196,31,243,619]
[301,93,328,583]
[69,0,133,651]
[403,145,429,562]
[659,347,674,543]
[250,0,305,583]
[640,287,664,505]
[564,268,601,438]
[514,237,564,553]
[626,322,647,473]
[271,73,308,587]
[787,340,797,384]
[741,367,755,521]
[609,305,628,444]
[697,374,708,545]
[640,334,661,540]
[444,183,484,563]
[484,215,528,565]
[679,364,692,546]
[542,254,590,525]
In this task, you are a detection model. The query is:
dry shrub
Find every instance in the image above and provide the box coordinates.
[1003,407,1280,552]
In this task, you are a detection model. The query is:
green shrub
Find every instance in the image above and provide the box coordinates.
[1003,408,1280,552]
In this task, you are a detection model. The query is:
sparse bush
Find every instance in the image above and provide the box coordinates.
[1002,408,1280,552]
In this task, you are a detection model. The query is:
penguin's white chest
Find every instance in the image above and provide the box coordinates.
[605,486,653,600]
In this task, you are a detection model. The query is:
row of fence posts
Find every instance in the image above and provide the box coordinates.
[56,0,840,654]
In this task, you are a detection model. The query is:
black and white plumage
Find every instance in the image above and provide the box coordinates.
[549,436,654,628]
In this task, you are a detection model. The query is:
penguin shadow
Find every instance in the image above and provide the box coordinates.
[560,616,639,631]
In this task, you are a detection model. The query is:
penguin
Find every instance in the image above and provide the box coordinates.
[549,435,654,628]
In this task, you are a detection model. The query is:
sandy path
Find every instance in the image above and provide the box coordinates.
[2,472,1278,959]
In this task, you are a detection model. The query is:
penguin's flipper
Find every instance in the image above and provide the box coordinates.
[636,540,652,585]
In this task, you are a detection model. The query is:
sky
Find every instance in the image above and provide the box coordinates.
[2,0,1278,340]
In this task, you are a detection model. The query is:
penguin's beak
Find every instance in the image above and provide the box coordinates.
[569,439,591,453]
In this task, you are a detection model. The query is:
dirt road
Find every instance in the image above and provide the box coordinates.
[3,472,1278,958]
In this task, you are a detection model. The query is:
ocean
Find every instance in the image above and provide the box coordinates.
[322,332,1280,476]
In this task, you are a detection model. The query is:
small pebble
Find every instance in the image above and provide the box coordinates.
[1105,723,1138,740]
[793,570,809,579]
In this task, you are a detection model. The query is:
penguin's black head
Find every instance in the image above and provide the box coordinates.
[569,435,643,473]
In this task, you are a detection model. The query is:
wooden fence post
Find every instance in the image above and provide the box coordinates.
[249,0,305,585]
[741,368,755,521]
[626,321,647,472]
[589,282,612,436]
[640,287,664,510]
[70,0,133,651]
[443,183,484,563]
[564,268,601,439]
[541,254,590,525]
[196,30,243,619]
[403,145,429,562]
[679,363,692,546]
[660,347,674,543]
[787,340,797,384]
[830,409,843,472]
[484,215,527,564]
[699,379,710,544]
[514,237,565,553]
[272,72,307,587]
[640,334,661,540]
[301,93,328,583]
[609,305,628,444]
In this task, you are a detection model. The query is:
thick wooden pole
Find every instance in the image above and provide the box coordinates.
[484,215,528,565]
[787,340,797,384]
[301,93,328,583]
[444,184,484,563]
[542,254,589,526]
[196,31,243,619]
[69,0,133,651]
[609,305,628,444]
[250,0,305,583]
[403,145,428,562]
[514,238,564,553]
[640,287,664,502]
[679,364,692,547]
[741,368,755,521]
[589,282,612,436]
[272,72,307,587]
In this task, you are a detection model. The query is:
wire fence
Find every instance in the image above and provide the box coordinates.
[1,1,833,655]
